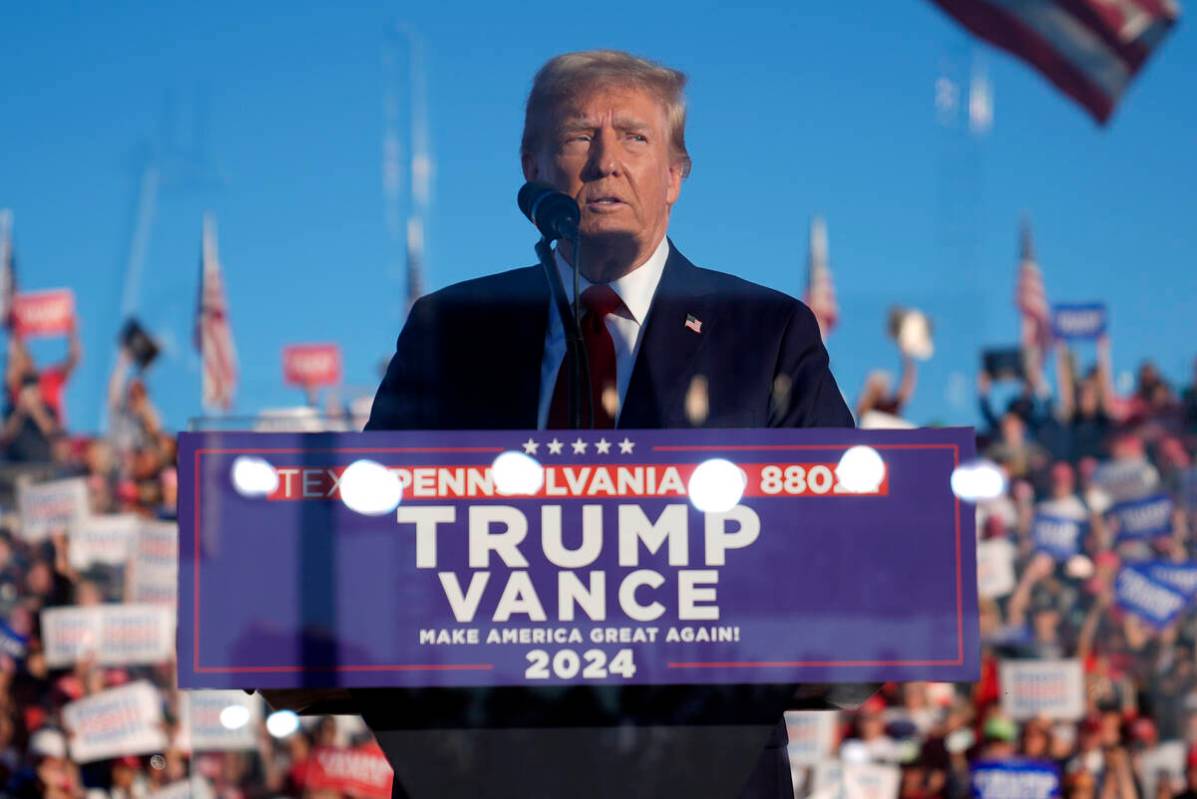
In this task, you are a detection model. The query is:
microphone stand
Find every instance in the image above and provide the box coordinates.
[535,236,592,429]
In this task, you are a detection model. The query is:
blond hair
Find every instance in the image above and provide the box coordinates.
[521,50,692,178]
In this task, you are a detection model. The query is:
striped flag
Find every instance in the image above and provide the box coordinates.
[804,216,839,340]
[195,213,237,411]
[0,210,15,330]
[928,0,1180,124]
[1016,218,1051,349]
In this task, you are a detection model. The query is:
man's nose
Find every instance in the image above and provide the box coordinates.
[582,127,620,179]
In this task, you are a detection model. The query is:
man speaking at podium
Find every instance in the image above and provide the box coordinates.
[362,50,853,798]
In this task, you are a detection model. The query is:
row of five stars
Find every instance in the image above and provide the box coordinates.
[521,437,636,455]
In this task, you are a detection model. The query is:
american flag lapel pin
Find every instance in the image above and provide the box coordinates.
[684,313,703,334]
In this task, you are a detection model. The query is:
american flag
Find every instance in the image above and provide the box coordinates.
[0,210,14,330]
[195,213,237,411]
[804,216,838,340]
[1016,218,1051,349]
[928,0,1180,124]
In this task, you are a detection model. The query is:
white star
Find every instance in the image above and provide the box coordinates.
[571,438,588,454]
[618,437,635,454]
[546,438,564,455]
[521,438,539,455]
[594,438,612,454]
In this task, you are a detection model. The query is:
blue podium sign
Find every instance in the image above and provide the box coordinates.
[177,427,978,689]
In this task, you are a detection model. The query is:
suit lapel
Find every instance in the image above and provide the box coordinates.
[472,266,548,429]
[619,243,711,428]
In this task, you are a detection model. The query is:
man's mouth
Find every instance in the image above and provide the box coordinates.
[586,196,625,209]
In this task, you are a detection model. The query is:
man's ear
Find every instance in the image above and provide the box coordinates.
[521,152,539,182]
[666,160,685,206]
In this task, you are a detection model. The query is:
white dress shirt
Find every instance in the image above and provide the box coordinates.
[537,236,671,428]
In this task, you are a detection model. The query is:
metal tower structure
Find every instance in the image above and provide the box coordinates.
[383,23,431,317]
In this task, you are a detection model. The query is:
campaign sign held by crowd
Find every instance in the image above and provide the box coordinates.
[11,288,75,338]
[784,710,838,766]
[146,778,215,799]
[178,690,261,751]
[305,744,394,799]
[68,513,139,570]
[971,760,1060,799]
[126,520,179,606]
[1110,494,1173,542]
[1115,565,1190,630]
[177,427,978,689]
[17,476,89,542]
[1051,303,1106,341]
[42,604,174,667]
[1031,514,1086,561]
[0,619,27,660]
[1146,561,1197,600]
[62,681,167,763]
[999,660,1084,721]
[282,343,342,387]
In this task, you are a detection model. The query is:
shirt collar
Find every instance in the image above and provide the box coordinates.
[552,235,670,325]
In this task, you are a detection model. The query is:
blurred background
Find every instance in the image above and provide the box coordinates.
[0,1,1194,797]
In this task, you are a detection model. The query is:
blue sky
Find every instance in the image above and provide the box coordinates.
[2,1,1194,432]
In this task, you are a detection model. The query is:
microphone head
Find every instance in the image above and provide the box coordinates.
[517,181,580,241]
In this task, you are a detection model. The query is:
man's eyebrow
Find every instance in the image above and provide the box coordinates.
[556,115,652,132]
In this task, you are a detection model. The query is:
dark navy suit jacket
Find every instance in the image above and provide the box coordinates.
[362,242,853,798]
[366,243,853,432]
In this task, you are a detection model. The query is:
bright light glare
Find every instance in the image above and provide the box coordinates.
[836,446,886,493]
[687,458,747,513]
[231,456,279,497]
[950,460,1007,502]
[339,459,403,516]
[266,710,300,738]
[492,451,545,496]
[219,704,251,730]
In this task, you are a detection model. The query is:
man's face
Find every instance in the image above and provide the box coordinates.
[523,84,683,252]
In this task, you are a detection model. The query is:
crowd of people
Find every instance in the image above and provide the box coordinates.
[2,321,1197,798]
[0,333,390,798]
[793,339,1197,798]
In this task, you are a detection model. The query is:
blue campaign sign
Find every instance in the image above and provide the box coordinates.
[1111,494,1173,542]
[972,760,1060,799]
[1031,514,1086,560]
[177,427,979,690]
[1146,561,1197,600]
[0,619,27,660]
[1051,303,1107,340]
[1115,565,1189,630]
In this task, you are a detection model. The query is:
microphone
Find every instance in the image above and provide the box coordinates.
[517,181,580,241]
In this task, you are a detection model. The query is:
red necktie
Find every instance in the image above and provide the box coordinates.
[547,284,622,429]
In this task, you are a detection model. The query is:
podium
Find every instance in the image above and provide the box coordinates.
[178,427,978,797]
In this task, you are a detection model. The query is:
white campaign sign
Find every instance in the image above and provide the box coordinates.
[999,659,1084,721]
[146,777,215,799]
[127,521,179,606]
[785,710,838,766]
[178,691,261,751]
[63,681,167,763]
[69,514,140,569]
[812,760,900,799]
[977,538,1016,599]
[17,477,89,542]
[41,604,174,667]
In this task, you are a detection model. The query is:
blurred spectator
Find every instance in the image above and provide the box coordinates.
[106,347,161,462]
[857,353,917,423]
[4,327,81,429]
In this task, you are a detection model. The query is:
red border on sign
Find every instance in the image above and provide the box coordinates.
[191,442,964,674]
[193,446,500,674]
[659,443,964,669]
